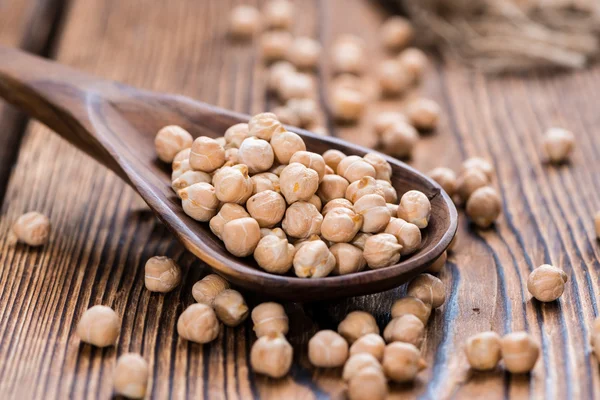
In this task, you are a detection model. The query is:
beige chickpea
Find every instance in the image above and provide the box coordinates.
[363,233,402,269]
[271,106,300,126]
[331,35,366,75]
[337,155,377,183]
[268,61,296,92]
[290,151,326,182]
[216,137,227,148]
[397,47,428,79]
[464,331,502,371]
[381,121,418,159]
[308,194,322,212]
[248,112,286,141]
[144,256,181,293]
[428,167,457,197]
[383,314,425,347]
[391,296,431,325]
[229,5,260,38]
[173,147,191,164]
[427,251,447,274]
[348,366,388,400]
[212,164,253,204]
[543,127,575,164]
[338,311,380,344]
[260,30,294,62]
[379,180,397,203]
[281,201,322,239]
[466,186,502,229]
[330,87,366,123]
[77,305,120,347]
[154,125,193,163]
[382,342,427,383]
[213,289,249,327]
[321,207,363,243]
[237,137,274,173]
[407,273,445,308]
[293,240,336,278]
[286,98,318,128]
[263,0,293,30]
[209,203,249,240]
[279,163,319,204]
[321,198,354,216]
[387,203,399,216]
[172,158,191,181]
[309,330,349,367]
[406,98,440,131]
[317,174,349,203]
[252,302,289,337]
[330,243,366,275]
[373,111,408,137]
[346,176,385,204]
[12,211,50,246]
[380,16,413,50]
[172,170,212,195]
[222,217,261,257]
[224,123,249,148]
[278,72,314,101]
[251,172,280,194]
[377,60,413,96]
[527,264,568,302]
[251,333,293,378]
[501,332,540,373]
[591,317,600,362]
[287,36,321,70]
[461,157,495,181]
[350,232,372,251]
[246,190,286,228]
[398,190,431,229]
[113,353,149,399]
[456,168,489,203]
[271,131,307,164]
[177,303,220,344]
[254,234,295,275]
[269,164,287,176]
[192,274,229,305]
[343,353,382,382]
[189,136,226,172]
[349,333,386,361]
[260,227,287,240]
[384,217,421,256]
[323,149,347,171]
[363,153,392,182]
[180,182,219,222]
[354,194,391,233]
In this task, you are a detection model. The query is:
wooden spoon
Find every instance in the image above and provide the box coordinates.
[0,46,457,301]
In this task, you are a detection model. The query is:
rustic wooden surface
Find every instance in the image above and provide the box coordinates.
[0,0,599,399]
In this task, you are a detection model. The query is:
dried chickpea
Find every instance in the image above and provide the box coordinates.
[397,190,431,229]
[317,174,350,203]
[251,333,293,378]
[247,190,286,228]
[189,136,226,172]
[464,331,502,371]
[172,170,211,195]
[254,234,295,274]
[346,176,385,203]
[248,112,286,141]
[212,164,253,204]
[237,137,274,173]
[144,256,181,293]
[192,274,230,305]
[466,186,502,228]
[308,330,349,367]
[180,182,219,222]
[543,127,575,164]
[500,332,540,373]
[387,203,399,216]
[269,163,287,176]
[456,168,488,203]
[224,123,249,148]
[331,35,366,75]
[343,353,382,382]
[324,165,335,174]
[398,47,427,78]
[293,240,335,278]
[377,60,413,96]
[591,317,600,362]
[427,251,447,274]
[373,112,408,137]
[377,181,398,204]
[271,130,307,164]
[251,172,280,194]
[354,194,391,233]
[209,203,249,240]
[350,333,386,361]
[260,227,287,240]
[222,217,261,257]
[381,121,418,159]
[330,243,366,275]
[177,303,220,344]
[229,5,260,38]
[350,232,372,251]
[12,211,50,246]
[527,264,568,302]
[407,273,445,308]
[216,137,227,148]
[113,353,149,399]
[382,342,427,383]
[461,157,494,181]
[268,61,296,92]
[282,201,322,239]
[252,302,289,337]
[323,149,346,171]
[271,106,300,126]
[391,296,431,325]
[278,72,314,101]
[337,155,376,183]
[428,167,457,197]
[384,217,421,256]
[321,198,354,216]
[363,233,402,269]
[348,366,388,400]
[171,158,191,181]
[290,151,326,182]
[213,289,249,327]
[287,98,319,128]
[308,194,322,212]
[260,30,294,62]
[155,125,193,163]
[287,36,321,70]
[321,207,363,243]
[406,98,440,131]
[280,163,319,204]
[173,147,191,164]
[383,314,424,347]
[330,87,366,122]
[380,16,413,50]
[225,148,240,166]
[263,0,293,30]
[338,311,380,344]
[76,305,120,347]
[363,153,392,182]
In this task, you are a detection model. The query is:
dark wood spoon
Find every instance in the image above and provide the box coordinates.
[0,46,457,301]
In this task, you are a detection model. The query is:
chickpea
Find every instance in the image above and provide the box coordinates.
[375,182,396,205]
[461,157,495,181]
[383,314,424,347]
[171,158,191,181]
[382,342,427,383]
[224,123,249,148]
[254,234,295,274]
[286,98,318,128]
[236,137,274,173]
[406,98,440,131]
[354,194,391,233]
[229,5,260,38]
[456,168,489,203]
[330,87,366,122]
[346,176,385,203]
[263,0,293,30]
[278,72,314,101]
[500,332,540,373]
[343,353,382,382]
[251,172,280,194]
[252,302,289,337]
[212,164,254,204]
[428,167,457,197]
[330,243,366,275]
[527,264,568,302]
[407,273,445,308]
[172,170,212,195]
[380,16,413,50]
[189,136,226,172]
[323,149,346,171]
[377,60,413,96]
[213,289,249,327]
[216,137,227,148]
[337,155,377,183]
[464,331,502,371]
[309,330,349,367]
[173,147,191,164]
[76,305,120,347]
[270,131,307,164]
[268,61,296,93]
[246,190,286,228]
[177,303,220,343]
[427,251,447,274]
[290,151,326,182]
[154,125,193,163]
[466,186,502,228]
[348,366,388,400]
[363,153,392,182]
[373,111,408,137]
[384,217,421,256]
[260,227,287,240]
[363,233,402,269]
[350,333,386,361]
[321,198,354,216]
[209,204,249,240]
[269,163,287,176]
[338,311,380,344]
[591,317,600,362]
[293,240,336,278]
[222,217,261,257]
[287,36,321,70]
[397,47,428,79]
[308,194,322,212]
[144,256,181,293]
[321,207,363,243]
[248,112,286,141]
[113,353,149,399]
[331,35,366,75]
[381,121,418,159]
[543,127,575,164]
[387,203,399,216]
[260,30,293,62]
[180,182,219,222]
[282,201,323,239]
[397,190,431,229]
[12,211,50,246]
[317,174,350,203]
[391,296,431,325]
[350,232,372,251]
[251,333,293,378]
[192,274,230,305]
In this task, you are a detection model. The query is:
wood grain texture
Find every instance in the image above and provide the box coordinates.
[0,0,599,399]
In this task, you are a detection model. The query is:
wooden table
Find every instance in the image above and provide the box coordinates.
[1,0,599,398]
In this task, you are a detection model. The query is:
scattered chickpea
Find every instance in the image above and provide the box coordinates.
[384,217,421,256]
[591,317,600,362]
[224,123,249,148]
[330,87,366,122]
[192,274,230,305]
[373,112,408,137]
[323,149,347,171]
[113,353,149,399]
[254,234,295,274]
[380,121,418,159]
[286,98,319,128]
[391,296,431,325]
[527,264,568,302]
[213,289,249,327]
[172,170,212,195]
[380,16,414,50]
[331,35,366,75]
[397,47,428,80]
[212,164,254,204]
[189,136,226,172]
[144,256,181,293]
[383,314,425,347]
[337,155,377,183]
[209,203,249,240]
[76,305,120,347]
[154,125,193,163]
[248,112,286,141]
[317,174,350,203]
[309,330,349,367]
[179,182,220,222]
[500,332,540,374]
[260,30,293,62]
[229,5,260,38]
[330,243,366,275]
[293,240,336,278]
[466,186,502,228]
[398,190,431,229]
[406,98,440,131]
[177,303,220,343]
[363,153,392,182]
[343,353,382,382]
[321,198,354,216]
[321,207,363,243]
[278,72,314,101]
[377,60,412,96]
[428,167,457,197]
[246,190,286,228]
[363,233,402,269]
[354,194,391,233]
[251,172,280,194]
[287,36,321,70]
[268,61,296,93]
[263,0,293,30]
[281,201,323,238]
[252,302,289,337]
[464,331,502,371]
[222,217,261,257]
[427,251,447,274]
[338,311,380,344]
[461,157,495,181]
[251,333,293,378]
[348,366,388,400]
[377,180,397,203]
[12,211,50,246]
[350,232,372,251]
[456,168,489,203]
[543,127,575,164]
[382,342,427,383]
[270,130,307,164]
[350,333,386,361]
[406,273,445,308]
[237,137,275,173]
[346,176,385,203]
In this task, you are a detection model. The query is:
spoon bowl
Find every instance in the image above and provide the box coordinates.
[0,46,457,301]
